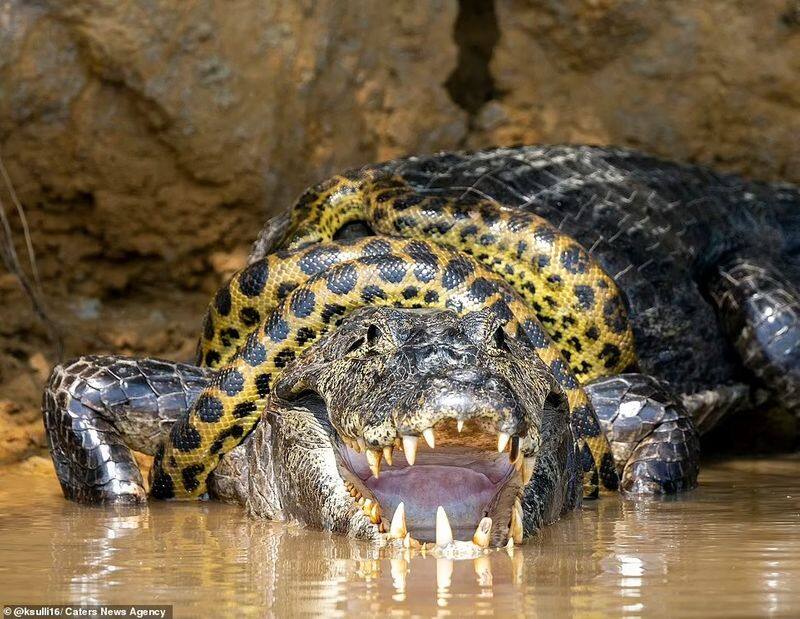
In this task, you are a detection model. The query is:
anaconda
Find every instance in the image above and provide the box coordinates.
[43,145,800,548]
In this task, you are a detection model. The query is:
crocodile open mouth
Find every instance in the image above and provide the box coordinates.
[336,418,535,547]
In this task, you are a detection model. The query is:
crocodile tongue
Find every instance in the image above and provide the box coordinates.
[347,446,515,541]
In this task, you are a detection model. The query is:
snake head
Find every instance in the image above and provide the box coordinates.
[273,306,576,547]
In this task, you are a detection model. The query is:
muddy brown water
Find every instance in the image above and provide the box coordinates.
[1,457,798,617]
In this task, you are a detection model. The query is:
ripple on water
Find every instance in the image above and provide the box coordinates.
[0,457,798,617]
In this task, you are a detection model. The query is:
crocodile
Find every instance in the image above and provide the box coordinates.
[42,145,800,549]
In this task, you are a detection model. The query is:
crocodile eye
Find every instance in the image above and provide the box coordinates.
[492,326,511,353]
[366,324,382,346]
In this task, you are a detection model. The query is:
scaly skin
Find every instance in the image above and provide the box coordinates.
[45,143,800,542]
[153,239,618,499]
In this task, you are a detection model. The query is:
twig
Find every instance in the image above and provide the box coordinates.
[0,150,63,359]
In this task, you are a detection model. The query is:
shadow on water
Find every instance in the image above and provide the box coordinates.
[0,457,799,616]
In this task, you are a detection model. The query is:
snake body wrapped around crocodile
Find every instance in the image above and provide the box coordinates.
[43,145,800,548]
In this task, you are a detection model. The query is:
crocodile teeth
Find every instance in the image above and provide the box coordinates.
[497,431,511,453]
[389,502,407,539]
[457,419,464,432]
[403,532,421,549]
[361,498,381,524]
[402,435,418,465]
[509,436,520,463]
[523,457,535,485]
[422,427,436,449]
[383,445,394,466]
[510,497,523,544]
[436,505,453,547]
[472,517,492,548]
[366,448,382,478]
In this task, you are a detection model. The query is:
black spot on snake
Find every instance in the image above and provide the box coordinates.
[468,277,498,302]
[233,401,258,419]
[363,239,392,256]
[479,205,500,226]
[599,342,622,369]
[214,286,232,317]
[603,296,629,334]
[150,464,174,499]
[296,326,317,346]
[402,286,419,300]
[460,224,479,240]
[290,289,317,318]
[600,452,619,490]
[298,246,342,276]
[404,240,440,283]
[203,315,214,340]
[393,216,415,232]
[241,336,267,366]
[181,464,206,493]
[218,369,245,397]
[239,307,261,327]
[170,421,202,452]
[209,424,245,455]
[560,245,590,274]
[442,255,475,290]
[274,349,296,369]
[377,255,408,284]
[362,285,388,303]
[326,263,358,295]
[550,358,579,389]
[580,443,596,473]
[196,394,225,422]
[277,281,299,300]
[391,194,425,211]
[574,285,596,310]
[205,350,221,367]
[239,261,270,297]
[265,314,290,342]
[518,320,550,349]
[573,404,600,437]
[424,290,439,304]
[220,328,240,347]
[534,226,555,246]
[255,373,271,398]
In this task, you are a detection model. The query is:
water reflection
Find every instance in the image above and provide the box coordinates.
[0,457,798,616]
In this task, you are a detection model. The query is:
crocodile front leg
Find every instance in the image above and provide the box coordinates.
[582,373,701,494]
[709,257,800,415]
[43,356,214,504]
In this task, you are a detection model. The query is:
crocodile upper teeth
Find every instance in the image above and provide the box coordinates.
[366,448,382,478]
[497,431,511,453]
[401,435,418,465]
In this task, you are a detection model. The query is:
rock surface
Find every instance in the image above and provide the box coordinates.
[1,0,799,459]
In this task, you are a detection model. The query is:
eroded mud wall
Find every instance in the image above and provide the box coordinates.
[1,0,798,460]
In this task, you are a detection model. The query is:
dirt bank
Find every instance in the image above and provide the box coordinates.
[2,0,799,463]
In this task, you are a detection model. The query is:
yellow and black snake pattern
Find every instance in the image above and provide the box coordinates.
[151,171,636,500]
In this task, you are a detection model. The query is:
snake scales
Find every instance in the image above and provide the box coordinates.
[151,170,636,500]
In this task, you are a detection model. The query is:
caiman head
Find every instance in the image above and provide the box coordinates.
[246,306,581,549]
